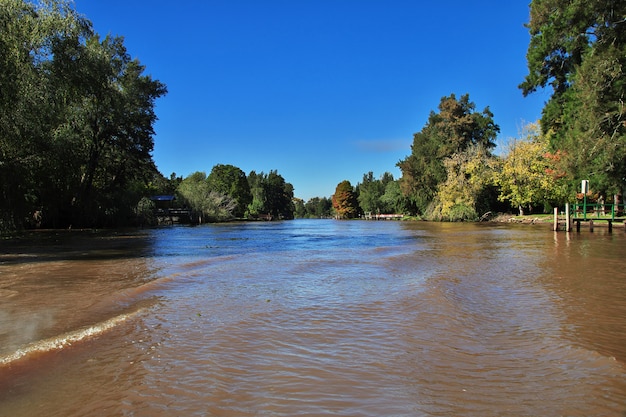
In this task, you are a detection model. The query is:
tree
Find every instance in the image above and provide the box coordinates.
[380,181,407,215]
[332,180,358,219]
[0,0,166,230]
[245,170,295,220]
[177,171,236,222]
[0,0,91,230]
[495,123,568,215]
[356,171,400,214]
[264,170,294,220]
[357,172,384,214]
[56,34,167,226]
[397,94,499,214]
[293,198,306,218]
[521,0,626,197]
[304,197,333,218]
[246,170,265,218]
[428,145,497,221]
[206,164,252,218]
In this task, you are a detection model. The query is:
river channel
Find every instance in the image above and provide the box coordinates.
[1,219,625,416]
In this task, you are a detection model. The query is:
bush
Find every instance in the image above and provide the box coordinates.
[136,197,156,226]
[447,203,478,222]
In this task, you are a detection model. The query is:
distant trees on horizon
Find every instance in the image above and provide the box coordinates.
[160,166,295,224]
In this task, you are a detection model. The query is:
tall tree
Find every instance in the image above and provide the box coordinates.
[397,94,499,214]
[56,34,167,226]
[0,0,90,229]
[206,164,252,218]
[246,170,265,218]
[356,172,384,214]
[177,171,236,222]
[521,0,626,197]
[264,170,294,220]
[332,180,358,219]
[0,0,166,230]
[245,170,295,220]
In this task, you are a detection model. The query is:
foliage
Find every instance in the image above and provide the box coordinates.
[427,145,496,221]
[293,198,306,218]
[521,0,626,197]
[495,122,569,215]
[245,170,295,220]
[303,197,333,218]
[397,94,499,214]
[356,172,399,214]
[206,164,252,218]
[380,181,408,215]
[264,171,295,220]
[177,171,237,222]
[332,180,359,219]
[0,0,166,230]
[135,197,156,226]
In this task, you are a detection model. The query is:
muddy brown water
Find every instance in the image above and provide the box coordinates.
[1,220,625,416]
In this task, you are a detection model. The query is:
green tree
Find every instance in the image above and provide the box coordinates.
[245,170,294,220]
[0,0,166,230]
[380,181,407,214]
[332,180,358,219]
[521,0,626,197]
[246,170,265,218]
[56,34,166,226]
[304,197,333,218]
[397,94,499,214]
[356,171,399,214]
[293,198,306,218]
[264,170,294,220]
[0,0,90,230]
[357,172,384,214]
[177,171,236,222]
[207,164,252,218]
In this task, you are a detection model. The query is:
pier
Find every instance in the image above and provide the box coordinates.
[553,202,626,232]
[363,212,404,220]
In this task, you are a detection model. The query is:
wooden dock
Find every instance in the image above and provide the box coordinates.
[363,212,404,220]
[156,208,193,225]
[553,202,626,232]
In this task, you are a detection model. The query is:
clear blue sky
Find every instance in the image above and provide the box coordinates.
[74,0,547,201]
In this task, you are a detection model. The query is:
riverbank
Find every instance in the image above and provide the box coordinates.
[490,213,553,225]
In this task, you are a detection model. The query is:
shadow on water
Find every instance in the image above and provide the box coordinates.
[0,229,156,265]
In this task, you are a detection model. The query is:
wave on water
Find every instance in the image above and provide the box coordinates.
[0,309,144,367]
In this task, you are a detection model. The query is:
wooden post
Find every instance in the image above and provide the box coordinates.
[589,219,594,232]
[565,202,571,232]
[553,207,559,231]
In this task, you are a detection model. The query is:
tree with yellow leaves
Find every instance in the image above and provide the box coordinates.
[495,123,568,215]
[428,145,497,221]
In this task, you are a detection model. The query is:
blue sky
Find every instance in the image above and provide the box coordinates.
[74,1,548,201]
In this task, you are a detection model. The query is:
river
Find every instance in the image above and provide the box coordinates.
[1,220,625,416]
